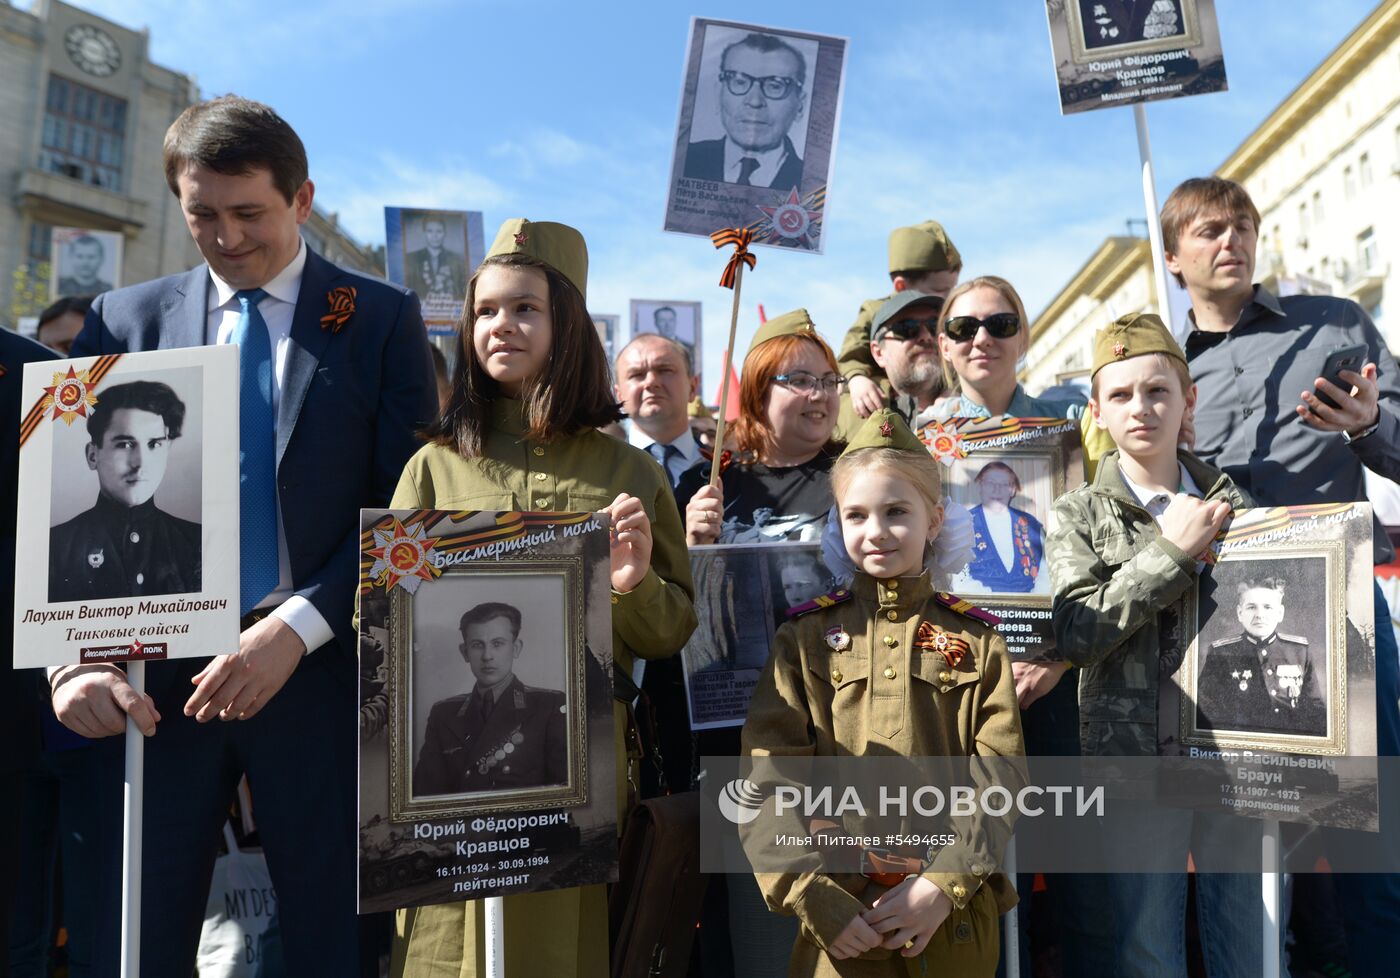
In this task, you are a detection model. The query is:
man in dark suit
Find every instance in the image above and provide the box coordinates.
[404,215,467,302]
[414,602,567,796]
[683,31,806,191]
[48,95,435,977]
[50,381,201,602]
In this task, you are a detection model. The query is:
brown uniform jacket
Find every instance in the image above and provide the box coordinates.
[741,572,1024,970]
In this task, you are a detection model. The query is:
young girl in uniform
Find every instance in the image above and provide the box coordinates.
[390,219,697,977]
[742,409,1023,977]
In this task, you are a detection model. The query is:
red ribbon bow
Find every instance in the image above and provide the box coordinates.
[915,621,968,668]
[711,227,757,290]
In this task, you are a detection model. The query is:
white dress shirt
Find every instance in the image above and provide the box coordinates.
[722,137,790,187]
[626,422,701,485]
[206,239,333,654]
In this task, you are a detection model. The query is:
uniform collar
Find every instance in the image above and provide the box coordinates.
[851,570,935,609]
[1245,632,1278,648]
[491,397,528,436]
[93,492,159,522]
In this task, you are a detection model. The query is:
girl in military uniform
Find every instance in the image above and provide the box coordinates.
[390,219,697,977]
[742,409,1023,977]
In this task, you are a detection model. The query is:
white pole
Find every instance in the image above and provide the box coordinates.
[120,661,145,978]
[485,895,505,977]
[1003,837,1020,978]
[1133,103,1175,321]
[1262,820,1282,978]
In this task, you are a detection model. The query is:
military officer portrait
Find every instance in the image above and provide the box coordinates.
[403,213,468,303]
[413,601,569,797]
[1196,573,1327,737]
[49,379,201,603]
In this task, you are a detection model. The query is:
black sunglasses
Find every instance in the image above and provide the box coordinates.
[876,317,940,342]
[942,312,1020,343]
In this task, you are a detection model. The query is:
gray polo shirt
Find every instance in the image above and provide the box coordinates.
[1185,286,1400,562]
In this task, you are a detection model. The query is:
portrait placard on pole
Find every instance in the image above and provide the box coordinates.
[664,17,847,254]
[1044,0,1227,115]
[357,509,618,913]
[14,346,240,667]
[384,207,486,336]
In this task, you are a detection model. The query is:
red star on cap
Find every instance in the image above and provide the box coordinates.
[879,421,894,437]
[1113,343,1127,358]
[514,231,528,245]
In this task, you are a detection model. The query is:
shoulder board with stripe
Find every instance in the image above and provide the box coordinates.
[1278,633,1309,646]
[786,587,853,620]
[1210,636,1239,648]
[934,591,1000,627]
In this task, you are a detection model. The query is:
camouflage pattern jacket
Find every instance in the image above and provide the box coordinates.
[1048,450,1248,757]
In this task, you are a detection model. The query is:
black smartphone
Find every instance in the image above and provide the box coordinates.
[1312,344,1368,410]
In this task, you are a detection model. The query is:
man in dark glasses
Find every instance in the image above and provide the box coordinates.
[835,220,962,437]
[868,291,951,425]
[683,31,806,191]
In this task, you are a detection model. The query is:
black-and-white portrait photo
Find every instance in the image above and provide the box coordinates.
[945,454,1052,598]
[593,314,620,367]
[50,226,122,297]
[48,368,203,603]
[682,26,817,191]
[1077,0,1188,50]
[1194,558,1329,739]
[665,18,847,253]
[403,211,469,304]
[630,300,701,375]
[410,573,570,800]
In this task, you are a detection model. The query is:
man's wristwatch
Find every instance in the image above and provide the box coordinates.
[1343,419,1380,444]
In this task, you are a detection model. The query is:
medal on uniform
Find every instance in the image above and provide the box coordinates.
[824,626,850,652]
[915,622,968,668]
[87,548,104,568]
[1231,668,1252,692]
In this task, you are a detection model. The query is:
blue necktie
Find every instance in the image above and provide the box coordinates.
[234,289,279,615]
[648,442,681,487]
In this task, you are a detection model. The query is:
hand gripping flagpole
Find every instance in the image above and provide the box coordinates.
[708,227,757,487]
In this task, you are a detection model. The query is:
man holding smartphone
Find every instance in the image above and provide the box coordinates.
[1163,175,1400,976]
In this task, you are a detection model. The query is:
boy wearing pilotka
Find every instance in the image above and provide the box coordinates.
[1047,313,1263,978]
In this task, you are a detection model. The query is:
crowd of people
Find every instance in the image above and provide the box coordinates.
[2,91,1399,978]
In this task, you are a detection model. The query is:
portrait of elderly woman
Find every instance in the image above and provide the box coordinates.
[956,460,1048,596]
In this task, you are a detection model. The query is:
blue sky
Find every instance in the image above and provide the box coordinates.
[77,0,1380,392]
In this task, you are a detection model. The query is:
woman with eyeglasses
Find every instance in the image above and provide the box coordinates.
[679,309,844,546]
[924,275,1087,424]
[927,276,1115,978]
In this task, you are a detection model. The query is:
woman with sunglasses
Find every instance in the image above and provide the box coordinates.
[925,276,1086,424]
[929,276,1115,978]
[680,309,844,547]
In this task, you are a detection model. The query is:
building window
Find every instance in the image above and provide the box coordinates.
[1298,201,1309,233]
[1358,227,1378,273]
[1359,153,1373,188]
[28,222,52,263]
[37,74,126,191]
[1344,166,1355,199]
[1312,190,1324,223]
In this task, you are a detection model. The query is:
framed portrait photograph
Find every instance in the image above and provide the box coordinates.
[358,509,618,912]
[664,17,847,253]
[1158,503,1378,829]
[384,207,485,334]
[918,417,1084,661]
[1043,0,1227,114]
[13,347,240,667]
[593,314,620,369]
[629,299,702,385]
[49,226,123,298]
[681,541,834,729]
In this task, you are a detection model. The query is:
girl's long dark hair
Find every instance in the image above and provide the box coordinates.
[426,253,624,457]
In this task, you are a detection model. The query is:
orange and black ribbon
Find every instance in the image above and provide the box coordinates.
[711,227,756,290]
[915,621,970,668]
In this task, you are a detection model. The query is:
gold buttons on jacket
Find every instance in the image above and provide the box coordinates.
[883,667,896,680]
[534,472,547,481]
[831,670,844,684]
[886,579,898,590]
[970,863,985,876]
[886,610,898,622]
[535,499,550,509]
[883,636,897,647]
[533,446,545,456]
[951,883,967,901]
[938,670,952,684]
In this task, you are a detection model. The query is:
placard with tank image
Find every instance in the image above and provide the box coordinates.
[13,346,240,667]
[357,509,618,912]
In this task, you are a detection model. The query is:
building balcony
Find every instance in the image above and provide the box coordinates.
[14,167,147,233]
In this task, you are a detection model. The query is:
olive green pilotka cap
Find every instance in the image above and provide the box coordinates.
[749,307,818,352]
[888,220,961,274]
[841,408,927,457]
[1090,312,1188,379]
[485,218,589,301]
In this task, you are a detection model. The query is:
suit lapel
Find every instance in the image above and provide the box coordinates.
[277,249,338,469]
[160,266,211,351]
